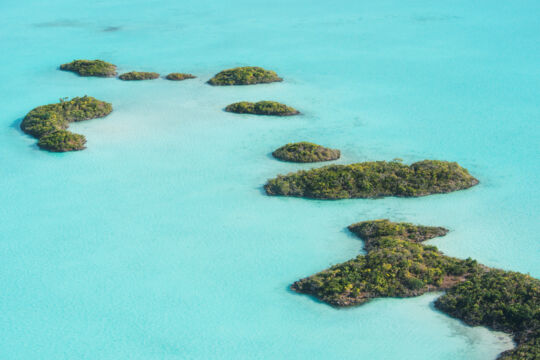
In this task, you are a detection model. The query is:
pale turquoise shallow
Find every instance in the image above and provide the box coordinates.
[0,0,539,359]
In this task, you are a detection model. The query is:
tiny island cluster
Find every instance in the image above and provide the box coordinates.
[18,60,538,359]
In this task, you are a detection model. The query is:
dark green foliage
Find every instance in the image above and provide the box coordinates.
[498,335,539,359]
[436,270,539,334]
[292,219,539,358]
[207,66,282,85]
[20,96,112,152]
[225,101,299,116]
[265,160,479,199]
[59,59,117,77]
[20,105,65,138]
[291,220,478,306]
[37,130,86,152]
[165,73,196,81]
[272,142,340,163]
[348,219,448,250]
[118,71,159,80]
[436,270,540,359]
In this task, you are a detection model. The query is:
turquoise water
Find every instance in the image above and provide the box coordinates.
[1,0,539,358]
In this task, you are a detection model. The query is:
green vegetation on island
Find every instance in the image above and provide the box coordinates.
[265,160,479,199]
[436,270,539,359]
[119,71,159,80]
[498,336,540,360]
[348,219,448,250]
[272,142,340,163]
[165,73,196,81]
[225,101,299,116]
[208,66,282,85]
[59,59,117,77]
[291,219,539,359]
[37,130,86,152]
[291,220,479,306]
[20,96,112,152]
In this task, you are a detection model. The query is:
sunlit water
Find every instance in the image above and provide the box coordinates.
[1,0,538,359]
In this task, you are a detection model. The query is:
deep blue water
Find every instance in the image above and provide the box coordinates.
[1,0,539,359]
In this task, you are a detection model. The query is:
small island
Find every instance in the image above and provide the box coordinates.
[59,59,117,77]
[292,219,539,359]
[165,73,196,81]
[119,71,159,80]
[272,142,340,163]
[207,66,282,85]
[225,101,299,116]
[292,220,477,307]
[20,96,112,152]
[264,160,479,199]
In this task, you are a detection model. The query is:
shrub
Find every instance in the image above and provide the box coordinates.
[118,71,159,80]
[165,73,196,81]
[37,130,86,152]
[272,142,340,163]
[207,66,282,85]
[20,96,112,152]
[436,270,539,355]
[59,59,117,77]
[225,101,299,116]
[292,219,539,359]
[265,160,479,199]
[291,220,477,306]
[348,219,448,249]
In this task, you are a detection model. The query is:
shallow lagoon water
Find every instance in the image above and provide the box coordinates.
[1,0,539,359]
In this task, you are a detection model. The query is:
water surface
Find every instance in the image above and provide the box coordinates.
[1,0,538,359]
